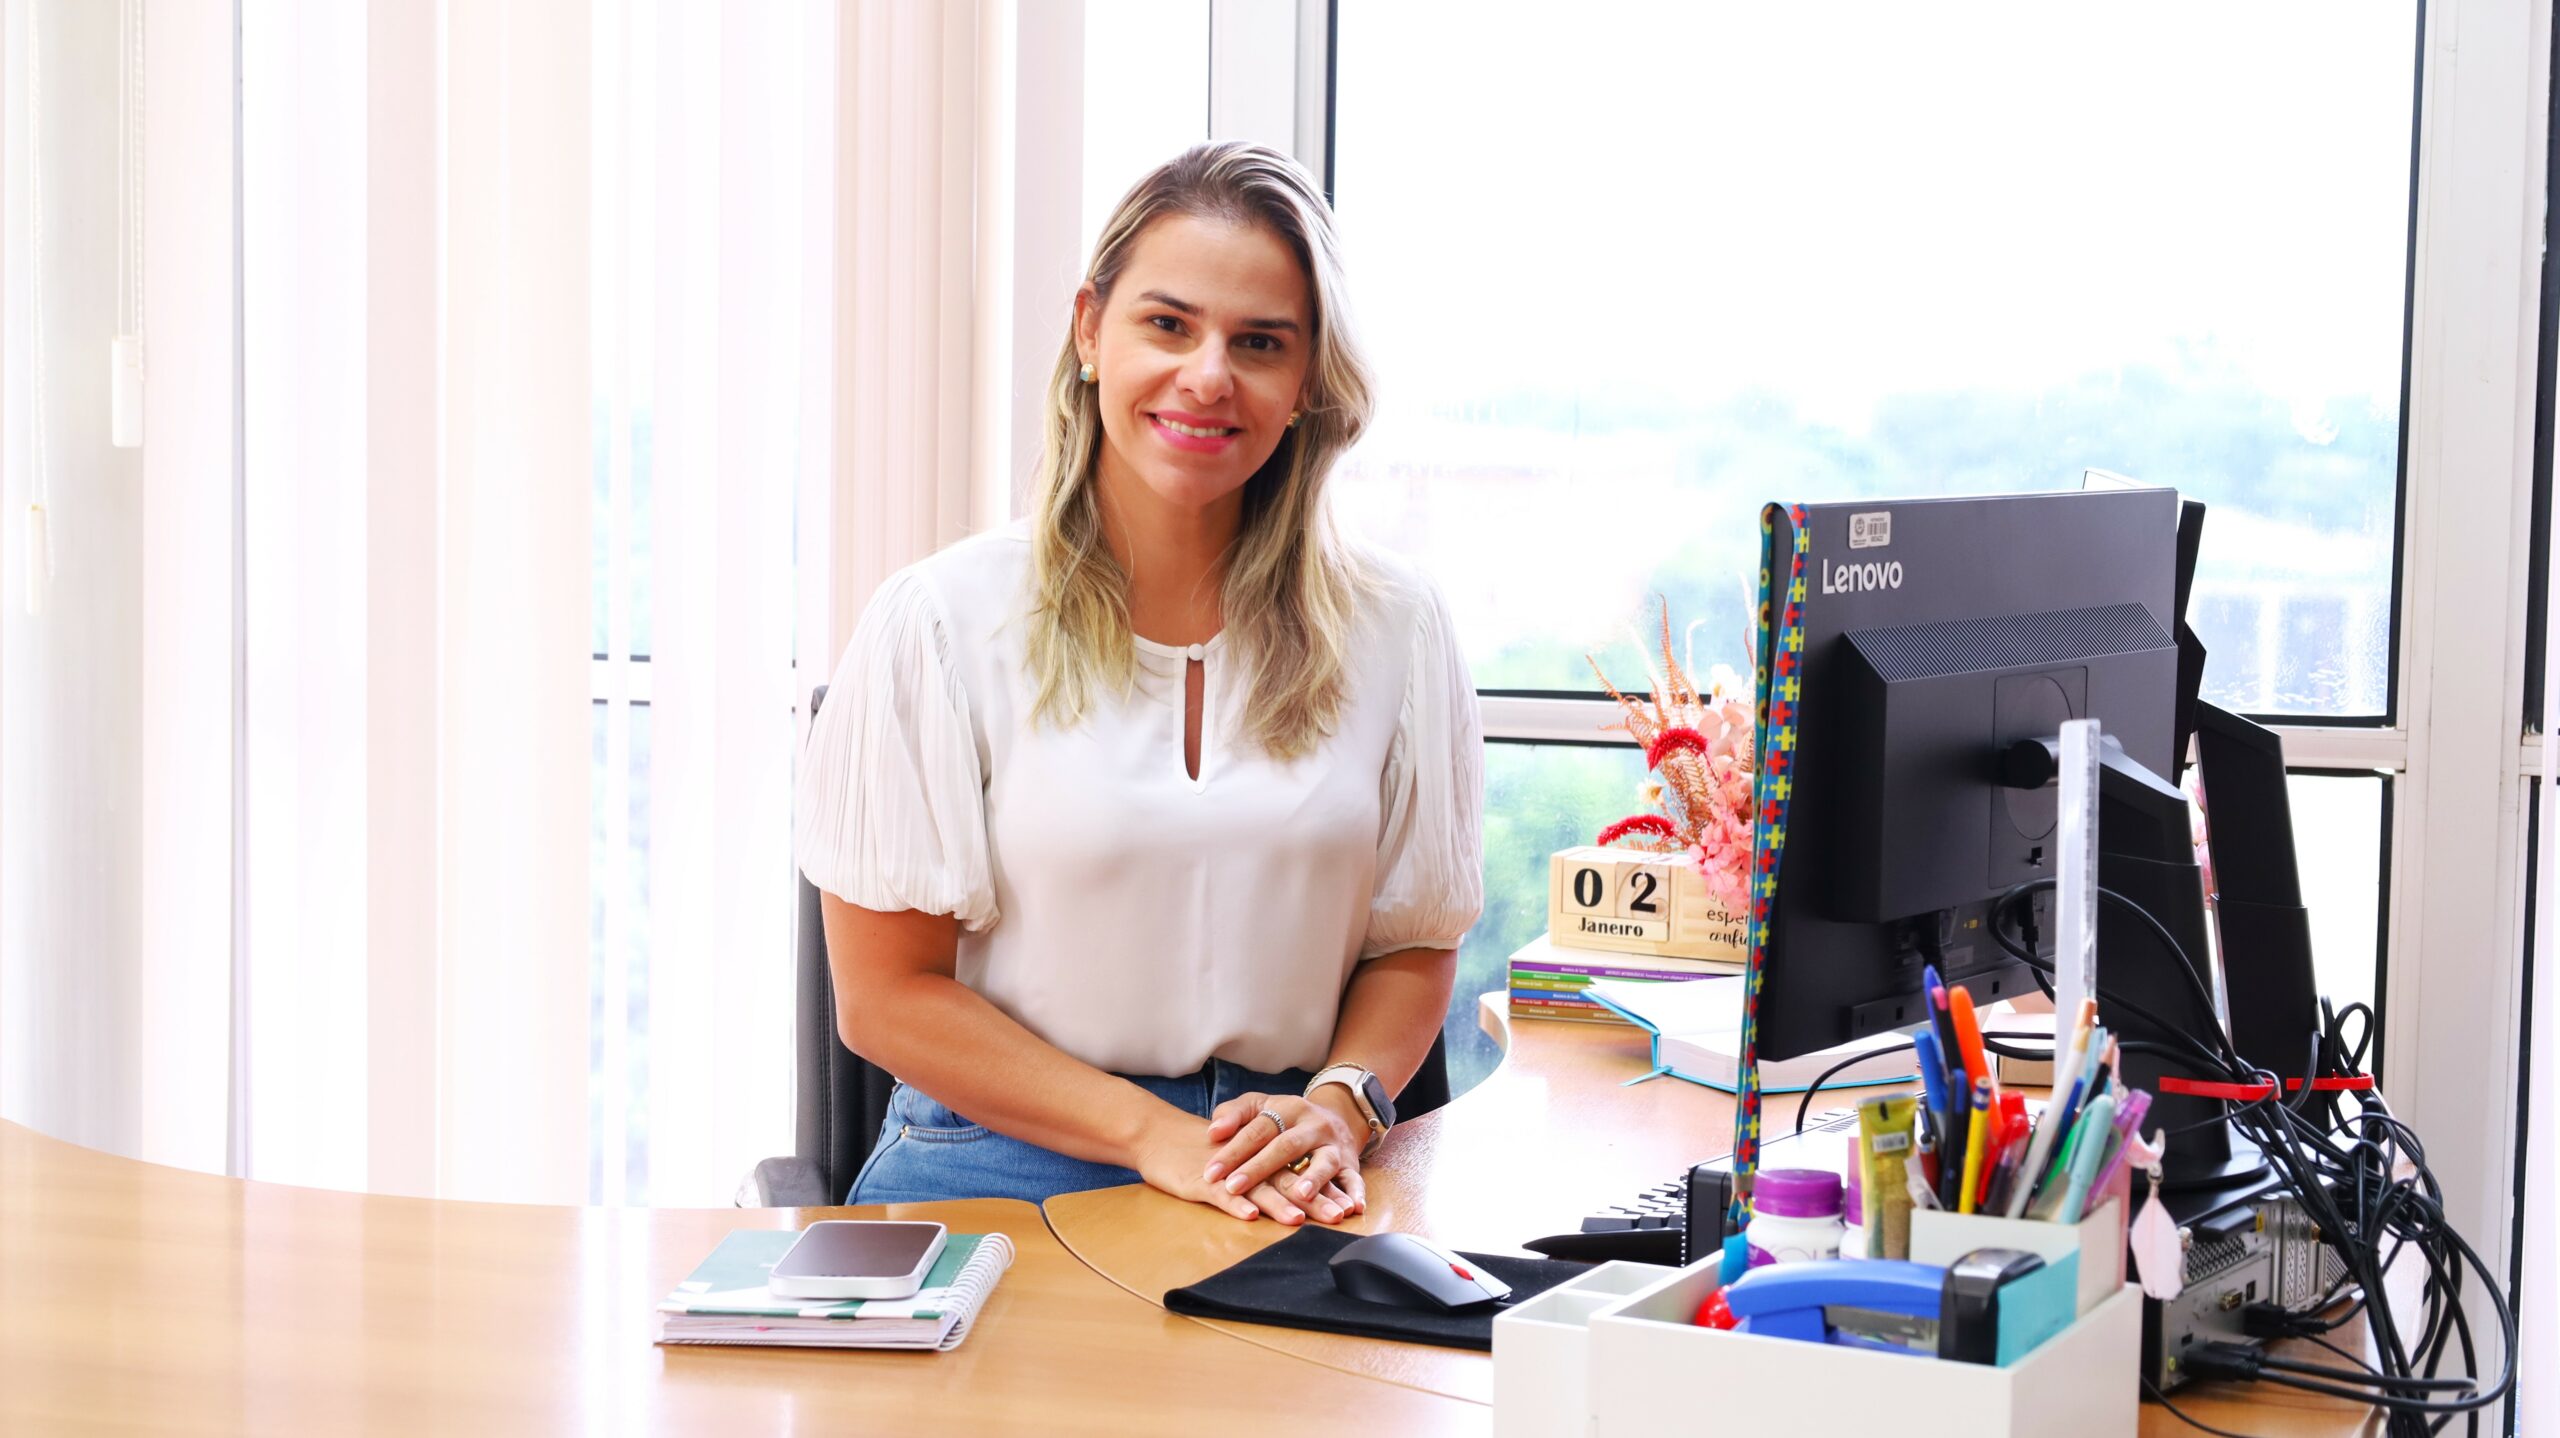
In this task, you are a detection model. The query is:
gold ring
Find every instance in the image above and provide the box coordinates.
[1286,1155,1313,1175]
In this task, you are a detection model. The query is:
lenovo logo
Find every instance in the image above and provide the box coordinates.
[1821,557,1905,594]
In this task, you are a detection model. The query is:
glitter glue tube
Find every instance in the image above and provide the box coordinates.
[1857,1093,1916,1261]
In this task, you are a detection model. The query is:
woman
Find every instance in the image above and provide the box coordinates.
[794,141,1482,1227]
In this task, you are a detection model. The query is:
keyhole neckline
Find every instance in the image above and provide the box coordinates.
[1130,630,1228,663]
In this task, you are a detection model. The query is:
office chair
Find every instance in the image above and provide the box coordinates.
[738,685,1456,1207]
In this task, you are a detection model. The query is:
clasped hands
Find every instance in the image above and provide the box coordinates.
[1135,1089,1368,1226]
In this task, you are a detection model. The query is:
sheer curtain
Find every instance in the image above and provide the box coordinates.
[10,0,1017,1205]
[234,0,1010,1205]
[241,0,593,1202]
[621,0,812,1207]
[629,0,1008,1203]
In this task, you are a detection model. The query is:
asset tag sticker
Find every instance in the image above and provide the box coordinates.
[1849,511,1892,549]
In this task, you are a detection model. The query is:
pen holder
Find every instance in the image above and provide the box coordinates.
[1571,1260,2140,1438]
[1909,1172,2130,1320]
[1490,1180,2143,1437]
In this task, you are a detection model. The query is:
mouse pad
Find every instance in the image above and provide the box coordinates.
[1162,1227,1593,1351]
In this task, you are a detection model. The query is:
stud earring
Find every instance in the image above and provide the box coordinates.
[1079,362,1096,384]
[1287,410,1301,428]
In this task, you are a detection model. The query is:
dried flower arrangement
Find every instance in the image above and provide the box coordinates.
[1588,603,1758,913]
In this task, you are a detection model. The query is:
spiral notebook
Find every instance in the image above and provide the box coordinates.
[656,1229,1016,1350]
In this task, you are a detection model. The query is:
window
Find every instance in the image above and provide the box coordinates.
[1324,3,2421,1097]
[586,0,815,1205]
[1453,741,1651,1092]
[1332,6,2413,717]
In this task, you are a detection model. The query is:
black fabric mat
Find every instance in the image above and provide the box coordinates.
[1163,1227,1594,1351]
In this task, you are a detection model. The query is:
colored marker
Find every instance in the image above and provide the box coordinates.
[1984,1091,2027,1209]
[2034,1023,2109,1195]
[1949,986,1993,1095]
[2055,1094,2119,1224]
[2006,1020,2091,1219]
[2090,1089,2154,1196]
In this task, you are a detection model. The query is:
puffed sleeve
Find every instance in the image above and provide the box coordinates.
[793,568,1000,930]
[1361,576,1486,959]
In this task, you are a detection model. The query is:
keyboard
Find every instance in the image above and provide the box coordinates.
[1521,1168,1729,1267]
[1521,1111,1862,1266]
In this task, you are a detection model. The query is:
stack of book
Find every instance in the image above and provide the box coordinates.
[1506,930,1743,1025]
[1511,847,1749,1025]
[656,1229,1016,1350]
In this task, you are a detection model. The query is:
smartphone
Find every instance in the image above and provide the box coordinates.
[768,1220,949,1300]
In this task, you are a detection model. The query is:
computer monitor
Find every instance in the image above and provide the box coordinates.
[1756,488,2245,1182]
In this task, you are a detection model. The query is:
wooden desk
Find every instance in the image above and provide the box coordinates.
[1046,996,2394,1435]
[0,1118,1479,1435]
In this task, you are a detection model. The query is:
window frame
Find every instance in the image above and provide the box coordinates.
[1233,0,2546,1343]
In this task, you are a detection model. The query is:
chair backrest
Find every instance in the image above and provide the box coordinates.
[793,687,901,1203]
[792,685,1456,1202]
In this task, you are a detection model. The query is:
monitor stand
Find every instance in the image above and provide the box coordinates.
[2013,732,2247,1190]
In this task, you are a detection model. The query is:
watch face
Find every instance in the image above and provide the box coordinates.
[1360,1073,1396,1129]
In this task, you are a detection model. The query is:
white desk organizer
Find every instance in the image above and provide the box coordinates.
[1495,1199,2139,1438]
[1492,1261,1677,1438]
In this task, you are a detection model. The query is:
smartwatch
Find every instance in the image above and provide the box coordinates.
[1305,1063,1397,1156]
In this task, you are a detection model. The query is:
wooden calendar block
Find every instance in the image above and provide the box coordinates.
[1546,847,1748,963]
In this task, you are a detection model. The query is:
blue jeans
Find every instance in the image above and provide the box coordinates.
[846,1059,1321,1205]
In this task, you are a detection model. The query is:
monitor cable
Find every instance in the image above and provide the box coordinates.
[1784,885,2515,1436]
[1982,882,2513,1438]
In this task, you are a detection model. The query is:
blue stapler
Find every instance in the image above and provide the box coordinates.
[1720,1249,2065,1365]
[1721,1260,1948,1356]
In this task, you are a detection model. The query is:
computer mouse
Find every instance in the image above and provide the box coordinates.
[1328,1232,1514,1312]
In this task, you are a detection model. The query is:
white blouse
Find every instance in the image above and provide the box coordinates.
[793,520,1485,1077]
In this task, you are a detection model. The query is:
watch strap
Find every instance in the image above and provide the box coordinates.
[1305,1063,1389,1153]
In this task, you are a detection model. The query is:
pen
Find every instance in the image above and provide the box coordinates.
[2062,997,2097,1066]
[1985,1091,2026,1210]
[1966,1084,2007,1207]
[2078,1026,2113,1093]
[2028,1073,2085,1207]
[1971,1095,2007,1211]
[1940,1072,1971,1211]
[2054,1094,2119,1224]
[1957,1077,1992,1214]
[2005,1020,2091,1219]
[1925,973,1965,1103]
[2032,1087,2115,1222]
[1983,1143,2026,1215]
[2090,1089,2153,1196]
[1914,1028,1951,1139]
[1949,986,1994,1097]
[2036,1023,2108,1198]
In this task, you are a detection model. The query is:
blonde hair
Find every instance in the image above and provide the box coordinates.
[1025,141,1378,761]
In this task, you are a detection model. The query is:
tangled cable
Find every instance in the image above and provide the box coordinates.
[1783,878,2515,1437]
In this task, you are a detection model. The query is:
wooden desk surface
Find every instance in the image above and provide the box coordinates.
[1047,996,2391,1435]
[0,1118,1479,1436]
